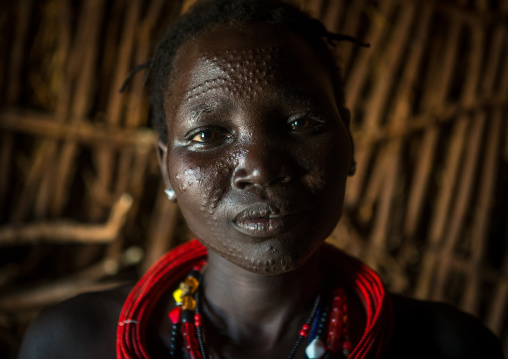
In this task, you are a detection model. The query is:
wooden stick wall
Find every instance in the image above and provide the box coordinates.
[0,0,507,356]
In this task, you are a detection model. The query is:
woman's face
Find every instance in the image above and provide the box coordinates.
[163,24,352,275]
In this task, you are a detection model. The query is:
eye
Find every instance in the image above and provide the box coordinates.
[187,127,231,146]
[290,118,313,130]
[191,130,217,143]
[289,115,322,131]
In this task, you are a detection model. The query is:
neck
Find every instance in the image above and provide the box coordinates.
[201,248,323,346]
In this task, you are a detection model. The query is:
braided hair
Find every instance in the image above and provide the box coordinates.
[125,0,366,170]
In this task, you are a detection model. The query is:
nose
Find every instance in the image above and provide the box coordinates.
[232,142,294,189]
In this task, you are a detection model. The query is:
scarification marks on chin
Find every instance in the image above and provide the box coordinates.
[268,246,277,254]
[183,45,283,102]
[247,257,282,274]
[207,242,289,274]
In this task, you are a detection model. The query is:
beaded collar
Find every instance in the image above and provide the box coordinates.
[117,240,393,359]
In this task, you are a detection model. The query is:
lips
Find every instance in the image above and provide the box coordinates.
[233,203,304,238]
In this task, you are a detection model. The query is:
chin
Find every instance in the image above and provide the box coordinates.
[207,235,322,276]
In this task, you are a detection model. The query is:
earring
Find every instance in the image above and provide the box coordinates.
[348,161,357,176]
[164,189,177,201]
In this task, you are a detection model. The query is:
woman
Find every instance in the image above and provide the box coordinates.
[19,1,504,358]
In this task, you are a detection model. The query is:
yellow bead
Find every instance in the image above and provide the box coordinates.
[173,288,183,304]
[181,295,196,311]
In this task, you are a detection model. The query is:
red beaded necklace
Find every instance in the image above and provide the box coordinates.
[117,240,393,359]
[167,264,347,359]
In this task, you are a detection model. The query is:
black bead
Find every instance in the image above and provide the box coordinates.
[181,309,194,323]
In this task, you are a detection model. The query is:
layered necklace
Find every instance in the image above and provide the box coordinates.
[168,262,351,359]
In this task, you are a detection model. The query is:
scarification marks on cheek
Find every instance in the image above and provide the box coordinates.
[183,44,284,102]
[174,169,202,193]
[173,164,232,227]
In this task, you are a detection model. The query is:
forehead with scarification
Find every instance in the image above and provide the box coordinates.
[182,43,286,103]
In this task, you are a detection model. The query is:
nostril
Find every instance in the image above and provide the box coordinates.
[231,148,295,189]
[232,168,250,189]
[234,180,249,189]
[232,165,293,189]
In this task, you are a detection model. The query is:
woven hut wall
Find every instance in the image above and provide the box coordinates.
[0,0,507,356]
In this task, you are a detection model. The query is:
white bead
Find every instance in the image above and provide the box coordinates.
[305,338,326,359]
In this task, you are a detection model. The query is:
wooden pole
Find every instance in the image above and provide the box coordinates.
[0,194,132,246]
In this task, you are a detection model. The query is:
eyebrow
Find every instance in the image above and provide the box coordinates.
[187,100,234,123]
[275,89,316,108]
[183,86,319,122]
[189,103,213,122]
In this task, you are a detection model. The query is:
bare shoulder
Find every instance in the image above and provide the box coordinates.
[385,294,504,359]
[18,284,133,359]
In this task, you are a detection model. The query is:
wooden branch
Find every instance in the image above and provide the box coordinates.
[461,111,502,313]
[34,0,73,219]
[7,0,32,103]
[0,245,143,312]
[0,109,157,150]
[10,142,52,223]
[353,95,508,147]
[0,194,133,246]
[0,134,14,219]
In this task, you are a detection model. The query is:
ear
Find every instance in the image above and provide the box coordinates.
[156,139,176,202]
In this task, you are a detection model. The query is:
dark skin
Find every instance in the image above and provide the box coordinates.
[18,24,504,359]
[159,23,354,359]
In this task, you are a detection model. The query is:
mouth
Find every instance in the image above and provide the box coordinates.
[233,203,303,238]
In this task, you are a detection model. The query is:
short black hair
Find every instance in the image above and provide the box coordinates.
[142,0,363,166]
